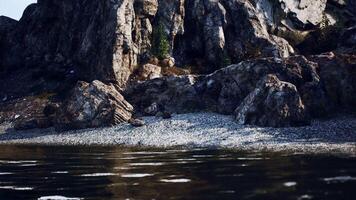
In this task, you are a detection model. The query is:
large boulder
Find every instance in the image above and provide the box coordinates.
[137,63,162,80]
[235,74,309,127]
[124,75,200,114]
[195,56,327,115]
[309,52,356,112]
[55,80,133,130]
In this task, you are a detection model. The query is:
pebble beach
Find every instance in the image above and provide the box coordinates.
[0,113,355,154]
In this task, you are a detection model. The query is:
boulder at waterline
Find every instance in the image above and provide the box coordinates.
[235,75,309,127]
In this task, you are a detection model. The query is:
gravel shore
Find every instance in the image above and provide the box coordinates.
[0,113,355,154]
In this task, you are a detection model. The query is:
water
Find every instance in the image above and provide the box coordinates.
[0,145,355,200]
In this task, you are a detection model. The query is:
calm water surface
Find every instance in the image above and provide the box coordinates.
[0,145,355,200]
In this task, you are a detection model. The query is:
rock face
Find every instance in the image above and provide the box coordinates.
[0,0,158,89]
[55,80,133,130]
[235,75,308,127]
[2,0,328,88]
[195,56,324,115]
[125,56,330,126]
[0,0,355,129]
[125,75,200,114]
[172,0,295,72]
[309,52,356,112]
[0,0,348,91]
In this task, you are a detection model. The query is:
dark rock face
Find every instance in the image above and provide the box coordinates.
[0,0,345,89]
[235,75,309,127]
[0,0,158,89]
[171,0,294,72]
[0,0,355,129]
[125,56,328,126]
[338,26,356,53]
[124,75,201,114]
[309,52,356,112]
[196,56,325,115]
[55,80,133,130]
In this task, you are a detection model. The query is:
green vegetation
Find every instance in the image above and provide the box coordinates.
[222,51,232,67]
[152,23,170,60]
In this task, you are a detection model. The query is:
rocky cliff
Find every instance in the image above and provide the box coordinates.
[0,0,355,130]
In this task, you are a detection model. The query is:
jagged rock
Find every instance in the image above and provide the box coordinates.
[135,0,159,17]
[0,95,55,130]
[155,0,185,48]
[0,0,349,91]
[172,0,294,72]
[139,64,162,80]
[279,0,327,27]
[124,75,201,114]
[126,56,327,121]
[309,52,356,112]
[196,56,325,115]
[0,16,17,44]
[0,0,159,90]
[55,80,133,130]
[235,75,309,127]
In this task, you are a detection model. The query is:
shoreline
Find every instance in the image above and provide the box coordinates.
[0,113,355,154]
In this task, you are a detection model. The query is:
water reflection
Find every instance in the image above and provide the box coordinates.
[0,145,355,200]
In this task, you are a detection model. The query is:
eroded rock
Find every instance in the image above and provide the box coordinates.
[235,74,309,127]
[309,52,356,112]
[126,56,328,122]
[55,80,133,130]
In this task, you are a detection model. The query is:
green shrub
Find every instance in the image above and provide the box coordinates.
[152,23,170,60]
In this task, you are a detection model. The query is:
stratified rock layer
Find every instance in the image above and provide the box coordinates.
[55,80,133,130]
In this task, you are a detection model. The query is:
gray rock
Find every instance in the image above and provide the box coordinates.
[129,118,146,127]
[126,56,327,122]
[55,80,133,130]
[0,0,158,89]
[140,64,162,80]
[172,0,294,72]
[124,75,201,114]
[235,74,309,127]
[144,102,159,115]
[309,52,356,112]
[196,56,325,115]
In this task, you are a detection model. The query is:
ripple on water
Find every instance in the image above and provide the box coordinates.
[322,176,356,183]
[284,182,297,187]
[0,172,13,175]
[51,171,69,174]
[0,160,38,164]
[120,173,153,178]
[160,178,191,183]
[38,196,82,200]
[80,173,117,177]
[237,157,266,161]
[128,162,165,166]
[0,186,33,191]
[192,155,213,158]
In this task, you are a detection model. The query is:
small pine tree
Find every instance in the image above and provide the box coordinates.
[152,23,170,60]
[222,51,232,67]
